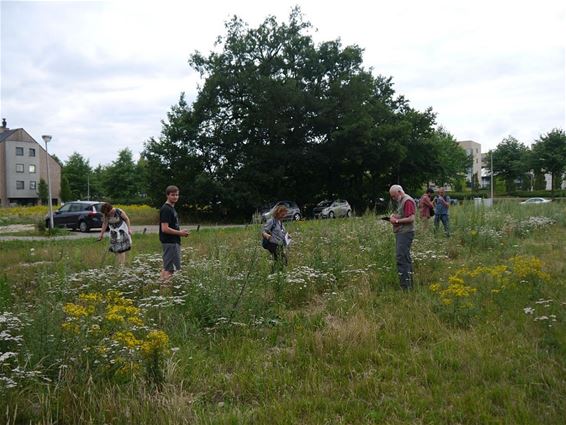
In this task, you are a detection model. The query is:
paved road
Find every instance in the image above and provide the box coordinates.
[0,224,249,242]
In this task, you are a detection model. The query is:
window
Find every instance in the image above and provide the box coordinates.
[29,148,36,157]
[16,181,24,190]
[16,147,24,156]
[29,164,36,173]
[16,164,24,173]
[30,181,37,190]
[58,204,72,212]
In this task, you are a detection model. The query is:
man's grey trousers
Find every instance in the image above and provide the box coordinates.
[395,231,414,290]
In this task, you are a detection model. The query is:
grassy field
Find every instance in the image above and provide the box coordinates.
[1,201,565,424]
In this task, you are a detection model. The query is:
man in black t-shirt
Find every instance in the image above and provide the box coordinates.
[159,185,189,280]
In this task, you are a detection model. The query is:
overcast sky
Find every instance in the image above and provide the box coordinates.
[1,0,564,166]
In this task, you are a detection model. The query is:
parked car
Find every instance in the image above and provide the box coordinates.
[520,197,551,205]
[373,197,389,212]
[261,200,302,222]
[45,201,104,232]
[313,199,352,219]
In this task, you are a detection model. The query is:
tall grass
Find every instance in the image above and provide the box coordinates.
[1,202,565,424]
[0,204,158,226]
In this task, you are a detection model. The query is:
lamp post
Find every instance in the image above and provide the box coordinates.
[490,150,494,200]
[42,135,54,230]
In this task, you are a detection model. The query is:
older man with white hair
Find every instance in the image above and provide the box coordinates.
[388,184,416,290]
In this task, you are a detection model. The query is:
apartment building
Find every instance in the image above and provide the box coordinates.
[457,140,481,185]
[0,119,61,206]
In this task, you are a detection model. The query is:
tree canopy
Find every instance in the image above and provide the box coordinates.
[143,9,467,217]
[531,129,566,190]
[63,153,92,201]
[489,136,530,193]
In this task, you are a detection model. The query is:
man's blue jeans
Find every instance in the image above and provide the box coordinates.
[395,231,414,290]
[434,214,450,236]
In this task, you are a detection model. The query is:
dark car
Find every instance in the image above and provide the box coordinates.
[373,197,389,212]
[261,200,302,222]
[46,201,104,232]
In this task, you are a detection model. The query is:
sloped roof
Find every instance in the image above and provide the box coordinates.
[0,129,18,142]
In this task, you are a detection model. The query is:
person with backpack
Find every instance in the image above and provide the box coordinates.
[261,205,291,272]
[98,202,132,266]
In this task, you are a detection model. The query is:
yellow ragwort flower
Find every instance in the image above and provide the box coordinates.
[429,283,441,292]
[63,303,89,318]
[114,331,142,349]
[141,330,169,355]
[79,292,103,304]
[62,322,80,334]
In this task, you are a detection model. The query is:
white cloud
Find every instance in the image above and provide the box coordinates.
[1,0,564,165]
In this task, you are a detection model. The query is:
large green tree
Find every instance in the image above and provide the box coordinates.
[63,153,92,200]
[101,148,141,202]
[59,176,73,202]
[531,128,566,190]
[489,136,529,193]
[404,126,468,190]
[143,9,445,216]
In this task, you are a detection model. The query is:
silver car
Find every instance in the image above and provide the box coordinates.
[520,197,551,205]
[313,199,352,219]
[261,200,302,222]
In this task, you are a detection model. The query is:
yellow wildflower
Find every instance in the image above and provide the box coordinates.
[141,330,169,355]
[62,322,80,334]
[114,331,142,349]
[127,316,144,326]
[105,291,133,306]
[510,256,549,281]
[79,292,103,304]
[105,305,141,323]
[63,303,89,318]
[447,276,465,286]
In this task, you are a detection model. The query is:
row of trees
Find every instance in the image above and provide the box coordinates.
[54,9,565,216]
[54,149,146,204]
[490,129,566,193]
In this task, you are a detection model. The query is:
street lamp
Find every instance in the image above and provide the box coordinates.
[42,135,54,230]
[490,150,494,200]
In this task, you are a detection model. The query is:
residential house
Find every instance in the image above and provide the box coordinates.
[0,119,61,206]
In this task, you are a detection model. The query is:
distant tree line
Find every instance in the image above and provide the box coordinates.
[488,129,566,193]
[57,9,566,215]
[58,148,147,204]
